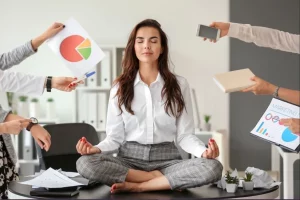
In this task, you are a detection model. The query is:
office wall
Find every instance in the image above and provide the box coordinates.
[1,0,229,132]
[230,0,299,170]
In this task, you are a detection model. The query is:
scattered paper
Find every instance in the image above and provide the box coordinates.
[59,170,80,178]
[25,169,80,178]
[245,167,281,189]
[216,167,281,189]
[20,168,84,188]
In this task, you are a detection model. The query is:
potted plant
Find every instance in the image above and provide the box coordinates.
[29,98,40,118]
[17,95,29,117]
[46,98,56,119]
[225,171,239,193]
[242,171,254,191]
[203,115,211,131]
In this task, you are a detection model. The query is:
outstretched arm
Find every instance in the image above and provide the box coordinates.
[0,22,64,70]
[205,22,299,54]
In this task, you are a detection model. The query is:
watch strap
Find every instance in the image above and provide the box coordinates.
[46,76,52,92]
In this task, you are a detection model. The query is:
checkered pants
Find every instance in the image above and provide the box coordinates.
[76,142,222,190]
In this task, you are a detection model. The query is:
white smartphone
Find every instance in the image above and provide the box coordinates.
[196,24,220,41]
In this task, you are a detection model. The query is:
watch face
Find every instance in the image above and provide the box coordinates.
[30,117,38,124]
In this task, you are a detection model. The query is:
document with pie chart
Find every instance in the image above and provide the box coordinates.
[251,98,300,151]
[47,18,105,76]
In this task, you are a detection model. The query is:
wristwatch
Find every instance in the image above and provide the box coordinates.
[46,76,52,92]
[273,86,280,98]
[26,117,39,131]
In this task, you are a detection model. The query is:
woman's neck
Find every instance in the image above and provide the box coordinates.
[139,62,159,86]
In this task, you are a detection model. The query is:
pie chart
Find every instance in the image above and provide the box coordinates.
[281,128,298,142]
[60,35,91,62]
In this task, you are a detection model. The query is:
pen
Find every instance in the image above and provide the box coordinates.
[71,71,96,84]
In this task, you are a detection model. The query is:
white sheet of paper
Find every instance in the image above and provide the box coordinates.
[24,169,80,178]
[20,168,84,188]
[59,171,80,178]
[47,17,105,76]
[251,98,299,150]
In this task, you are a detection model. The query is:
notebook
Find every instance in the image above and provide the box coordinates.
[213,68,256,93]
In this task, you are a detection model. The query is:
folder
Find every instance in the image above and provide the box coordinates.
[213,68,256,93]
[100,50,111,88]
[78,93,88,123]
[87,93,97,128]
[97,93,107,131]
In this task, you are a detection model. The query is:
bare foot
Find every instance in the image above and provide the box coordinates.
[111,182,142,193]
[150,170,163,178]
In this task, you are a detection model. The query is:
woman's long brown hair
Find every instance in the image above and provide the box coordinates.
[114,19,185,117]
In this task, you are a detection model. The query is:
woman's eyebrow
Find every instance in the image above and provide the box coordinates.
[136,36,159,39]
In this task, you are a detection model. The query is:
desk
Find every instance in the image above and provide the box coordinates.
[272,145,299,199]
[8,181,279,199]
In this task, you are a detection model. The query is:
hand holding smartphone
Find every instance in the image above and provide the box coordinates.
[196,24,221,41]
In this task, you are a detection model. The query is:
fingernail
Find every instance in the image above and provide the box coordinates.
[112,185,116,189]
[211,139,215,142]
[209,139,212,142]
[63,25,65,28]
[74,77,77,80]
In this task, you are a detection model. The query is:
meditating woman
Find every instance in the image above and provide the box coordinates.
[76,19,222,193]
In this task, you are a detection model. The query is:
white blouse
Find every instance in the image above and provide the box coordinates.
[96,72,206,158]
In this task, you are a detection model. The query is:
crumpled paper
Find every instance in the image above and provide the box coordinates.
[245,167,281,189]
[216,167,281,189]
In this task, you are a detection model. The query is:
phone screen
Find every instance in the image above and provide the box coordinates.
[197,25,219,40]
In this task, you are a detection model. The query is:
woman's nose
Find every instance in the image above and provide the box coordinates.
[144,43,151,49]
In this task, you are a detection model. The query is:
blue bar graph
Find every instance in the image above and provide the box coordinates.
[256,122,264,132]
[262,129,267,135]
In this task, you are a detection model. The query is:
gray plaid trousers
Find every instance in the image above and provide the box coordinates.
[76,142,223,190]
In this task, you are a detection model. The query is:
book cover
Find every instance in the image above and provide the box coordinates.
[213,68,256,93]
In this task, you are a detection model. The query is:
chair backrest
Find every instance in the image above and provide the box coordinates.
[35,123,100,172]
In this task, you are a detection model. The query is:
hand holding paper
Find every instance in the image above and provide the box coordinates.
[251,98,300,152]
[47,18,105,77]
[280,118,300,135]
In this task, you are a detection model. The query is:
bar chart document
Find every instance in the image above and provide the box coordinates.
[251,98,300,152]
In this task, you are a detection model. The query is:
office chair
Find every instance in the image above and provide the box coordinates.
[35,123,100,172]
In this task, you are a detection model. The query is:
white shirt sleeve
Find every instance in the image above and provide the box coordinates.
[228,23,300,54]
[176,77,207,158]
[0,70,45,95]
[95,85,125,153]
